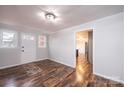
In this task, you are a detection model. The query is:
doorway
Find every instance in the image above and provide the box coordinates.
[21,33,36,63]
[75,29,93,83]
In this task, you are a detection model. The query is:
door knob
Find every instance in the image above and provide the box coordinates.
[22,50,24,52]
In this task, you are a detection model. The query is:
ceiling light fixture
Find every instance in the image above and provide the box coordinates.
[45,13,56,22]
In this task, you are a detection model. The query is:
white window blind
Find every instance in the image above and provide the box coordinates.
[0,31,17,48]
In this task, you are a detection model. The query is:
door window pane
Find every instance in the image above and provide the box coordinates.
[23,34,35,40]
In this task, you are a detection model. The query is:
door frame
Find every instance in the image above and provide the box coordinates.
[74,29,93,67]
[21,32,36,63]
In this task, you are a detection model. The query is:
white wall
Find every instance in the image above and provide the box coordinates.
[49,30,75,67]
[0,27,49,69]
[49,12,124,83]
[93,13,123,82]
[36,34,49,60]
[0,48,21,68]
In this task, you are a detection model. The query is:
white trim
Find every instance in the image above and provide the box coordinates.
[1,58,124,84]
[34,58,49,62]
[49,58,75,68]
[94,73,124,84]
[0,58,75,70]
[0,22,50,34]
[74,29,94,68]
[0,58,49,70]
[74,31,76,68]
[48,12,123,35]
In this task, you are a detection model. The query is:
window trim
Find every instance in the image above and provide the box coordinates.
[38,35,47,48]
[0,30,18,48]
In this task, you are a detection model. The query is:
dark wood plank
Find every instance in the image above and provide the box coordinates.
[0,59,123,87]
[0,59,74,87]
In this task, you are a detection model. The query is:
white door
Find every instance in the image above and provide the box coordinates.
[21,33,36,63]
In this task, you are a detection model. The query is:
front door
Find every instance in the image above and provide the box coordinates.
[21,33,36,63]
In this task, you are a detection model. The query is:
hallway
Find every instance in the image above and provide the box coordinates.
[56,55,92,86]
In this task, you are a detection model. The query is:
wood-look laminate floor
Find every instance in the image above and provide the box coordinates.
[57,55,124,87]
[56,55,92,87]
[75,55,124,87]
[0,59,74,87]
[0,59,124,87]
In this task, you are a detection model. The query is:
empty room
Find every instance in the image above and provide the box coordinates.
[0,5,124,87]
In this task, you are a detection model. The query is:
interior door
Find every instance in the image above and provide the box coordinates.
[21,33,36,63]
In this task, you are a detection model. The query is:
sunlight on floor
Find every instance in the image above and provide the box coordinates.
[76,63,85,82]
[75,55,92,84]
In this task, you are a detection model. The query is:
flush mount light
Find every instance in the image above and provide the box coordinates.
[45,13,56,22]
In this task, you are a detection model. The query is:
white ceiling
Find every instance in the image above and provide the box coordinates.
[0,5,123,33]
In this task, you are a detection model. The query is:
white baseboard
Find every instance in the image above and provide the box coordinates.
[0,58,49,70]
[94,72,124,84]
[0,58,74,69]
[1,58,124,84]
[49,58,75,68]
[35,58,49,62]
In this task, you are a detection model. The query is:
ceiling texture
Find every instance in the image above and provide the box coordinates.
[0,5,123,33]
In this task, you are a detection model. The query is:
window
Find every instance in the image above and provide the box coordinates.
[0,31,17,48]
[38,35,47,48]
